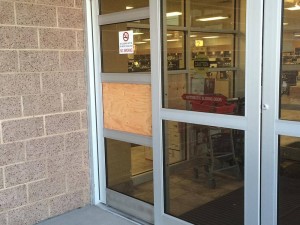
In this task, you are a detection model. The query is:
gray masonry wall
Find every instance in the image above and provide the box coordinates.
[0,0,90,224]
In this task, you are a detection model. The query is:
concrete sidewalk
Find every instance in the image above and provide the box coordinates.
[37,205,143,225]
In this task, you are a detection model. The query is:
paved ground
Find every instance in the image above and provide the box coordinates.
[37,205,142,225]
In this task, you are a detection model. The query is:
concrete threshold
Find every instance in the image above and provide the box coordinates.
[36,205,144,225]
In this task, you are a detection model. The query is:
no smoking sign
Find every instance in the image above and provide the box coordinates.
[119,30,134,54]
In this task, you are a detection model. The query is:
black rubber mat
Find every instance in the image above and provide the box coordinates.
[179,176,300,225]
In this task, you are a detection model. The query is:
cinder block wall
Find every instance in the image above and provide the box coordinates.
[0,0,90,224]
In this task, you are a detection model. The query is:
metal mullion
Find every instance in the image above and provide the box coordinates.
[101,73,151,84]
[161,108,247,131]
[166,26,187,31]
[98,7,150,25]
[261,0,283,224]
[150,0,164,224]
[244,0,264,223]
[190,28,238,34]
[275,120,300,138]
[88,0,106,204]
[126,23,150,29]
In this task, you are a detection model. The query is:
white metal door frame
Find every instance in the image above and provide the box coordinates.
[151,0,263,224]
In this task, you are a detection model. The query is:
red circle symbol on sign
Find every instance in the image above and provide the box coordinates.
[123,32,129,42]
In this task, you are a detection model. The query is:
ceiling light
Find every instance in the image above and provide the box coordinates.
[167,39,180,42]
[166,12,182,17]
[135,41,146,44]
[286,5,300,10]
[202,36,220,39]
[286,2,300,10]
[126,6,134,10]
[190,35,197,38]
[294,33,300,37]
[283,22,288,26]
[167,33,173,36]
[143,38,151,41]
[133,32,144,35]
[196,16,229,22]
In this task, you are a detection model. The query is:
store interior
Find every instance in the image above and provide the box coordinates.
[101,0,300,224]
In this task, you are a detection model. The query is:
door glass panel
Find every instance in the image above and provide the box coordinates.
[101,20,150,73]
[163,120,244,224]
[105,138,154,204]
[162,0,246,115]
[278,135,300,225]
[100,0,149,15]
[280,1,300,121]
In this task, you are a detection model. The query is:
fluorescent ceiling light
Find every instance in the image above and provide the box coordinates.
[167,39,180,42]
[286,5,300,10]
[135,41,146,44]
[294,33,300,37]
[190,35,197,38]
[167,33,173,36]
[126,6,134,10]
[166,12,182,17]
[133,32,144,35]
[197,16,229,22]
[143,38,151,41]
[202,36,220,39]
[283,22,288,26]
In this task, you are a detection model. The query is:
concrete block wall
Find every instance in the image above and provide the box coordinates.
[0,0,90,225]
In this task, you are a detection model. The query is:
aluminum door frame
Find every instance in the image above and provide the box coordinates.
[150,0,263,224]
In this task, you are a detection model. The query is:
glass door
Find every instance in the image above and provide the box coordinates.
[151,0,263,224]
[262,0,300,225]
[97,0,154,223]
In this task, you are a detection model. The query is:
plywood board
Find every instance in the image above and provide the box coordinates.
[103,83,152,136]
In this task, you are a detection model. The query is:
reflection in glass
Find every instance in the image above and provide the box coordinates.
[280,1,300,121]
[278,136,300,225]
[164,121,244,224]
[101,20,150,73]
[105,138,153,204]
[100,0,148,15]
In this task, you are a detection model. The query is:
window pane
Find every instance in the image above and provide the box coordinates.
[278,135,300,225]
[100,0,149,15]
[162,0,246,115]
[190,0,235,30]
[101,20,150,73]
[164,120,244,224]
[166,0,184,26]
[280,1,300,121]
[106,138,153,204]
